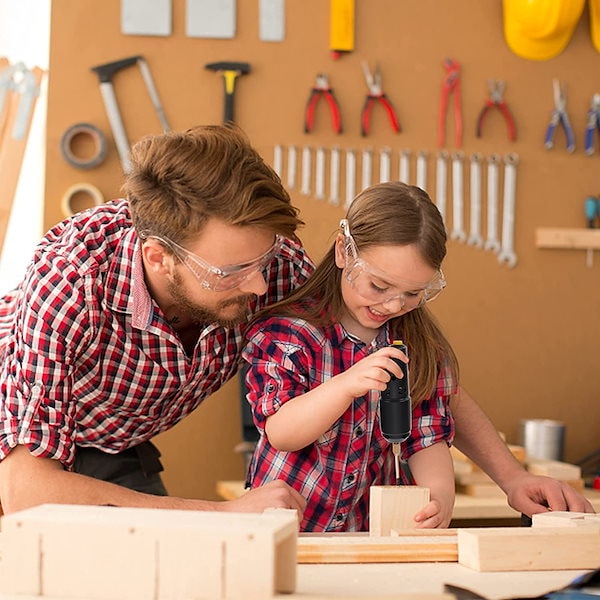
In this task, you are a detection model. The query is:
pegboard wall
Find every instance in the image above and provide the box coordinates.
[46,0,600,500]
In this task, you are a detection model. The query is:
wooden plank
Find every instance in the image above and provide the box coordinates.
[536,227,600,250]
[298,530,458,564]
[369,485,430,535]
[532,511,600,528]
[458,527,600,571]
[526,458,581,480]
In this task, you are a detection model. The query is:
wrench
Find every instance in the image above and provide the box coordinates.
[467,153,484,247]
[286,145,297,190]
[315,146,326,200]
[399,148,411,183]
[273,144,283,178]
[416,150,428,191]
[450,151,466,242]
[379,147,391,182]
[484,154,501,253]
[329,145,340,206]
[361,147,372,191]
[300,146,312,196]
[497,153,519,268]
[345,149,357,209]
[435,151,449,228]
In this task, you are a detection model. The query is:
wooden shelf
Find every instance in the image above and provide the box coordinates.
[536,228,600,250]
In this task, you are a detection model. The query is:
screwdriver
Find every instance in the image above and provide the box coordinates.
[379,340,412,483]
[585,196,599,268]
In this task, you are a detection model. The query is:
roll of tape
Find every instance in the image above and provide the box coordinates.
[60,123,107,169]
[61,183,104,217]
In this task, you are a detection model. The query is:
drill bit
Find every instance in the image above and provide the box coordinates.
[392,442,401,482]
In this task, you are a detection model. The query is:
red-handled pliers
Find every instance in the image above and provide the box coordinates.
[438,58,462,148]
[360,62,400,137]
[304,73,342,134]
[476,80,516,141]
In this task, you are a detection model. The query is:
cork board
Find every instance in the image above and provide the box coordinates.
[46,0,600,501]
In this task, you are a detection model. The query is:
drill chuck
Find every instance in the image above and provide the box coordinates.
[380,341,412,444]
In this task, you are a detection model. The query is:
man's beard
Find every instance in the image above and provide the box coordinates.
[167,273,253,328]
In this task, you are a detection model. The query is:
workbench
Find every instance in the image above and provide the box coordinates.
[216,480,600,526]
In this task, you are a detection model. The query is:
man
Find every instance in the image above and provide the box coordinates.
[0,124,593,517]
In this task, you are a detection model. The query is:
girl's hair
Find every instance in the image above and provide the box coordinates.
[255,181,459,403]
[124,123,304,244]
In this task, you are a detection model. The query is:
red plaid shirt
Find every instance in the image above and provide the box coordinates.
[242,317,456,532]
[0,200,313,469]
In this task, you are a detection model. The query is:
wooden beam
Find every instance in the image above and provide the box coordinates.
[536,227,600,250]
[369,485,430,535]
[458,527,600,571]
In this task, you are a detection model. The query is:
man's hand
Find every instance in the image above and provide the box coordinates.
[504,471,595,517]
[223,480,306,517]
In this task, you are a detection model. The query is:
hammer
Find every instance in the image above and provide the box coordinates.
[205,61,251,124]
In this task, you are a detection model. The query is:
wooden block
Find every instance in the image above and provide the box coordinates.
[369,486,430,536]
[0,528,41,596]
[0,504,298,599]
[298,530,458,564]
[458,527,600,571]
[532,511,600,528]
[527,459,581,480]
[452,458,473,476]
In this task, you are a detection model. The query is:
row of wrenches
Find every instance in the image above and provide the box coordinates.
[273,145,519,268]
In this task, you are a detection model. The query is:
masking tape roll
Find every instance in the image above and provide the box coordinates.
[61,183,104,217]
[60,123,107,169]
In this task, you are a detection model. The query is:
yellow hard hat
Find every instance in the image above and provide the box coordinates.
[503,0,585,60]
[590,0,600,52]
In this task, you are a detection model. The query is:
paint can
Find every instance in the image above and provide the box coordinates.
[519,418,565,461]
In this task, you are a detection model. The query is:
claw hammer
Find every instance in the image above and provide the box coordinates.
[91,55,170,173]
[205,61,251,124]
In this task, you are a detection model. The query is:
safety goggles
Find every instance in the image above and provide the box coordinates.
[142,232,283,291]
[340,219,446,309]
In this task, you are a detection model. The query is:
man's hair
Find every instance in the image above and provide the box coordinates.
[123,123,303,243]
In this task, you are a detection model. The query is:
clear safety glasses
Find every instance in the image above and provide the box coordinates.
[340,219,446,309]
[142,232,283,291]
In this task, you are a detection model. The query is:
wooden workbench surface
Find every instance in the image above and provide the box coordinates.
[293,562,588,599]
[217,480,600,521]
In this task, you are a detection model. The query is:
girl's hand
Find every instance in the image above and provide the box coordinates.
[413,497,453,529]
[335,346,408,399]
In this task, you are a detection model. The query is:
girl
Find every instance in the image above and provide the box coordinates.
[242,181,459,532]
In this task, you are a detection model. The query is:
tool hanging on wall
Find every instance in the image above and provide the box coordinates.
[476,80,516,141]
[205,61,251,124]
[484,154,501,254]
[435,151,449,227]
[0,60,44,256]
[315,147,326,200]
[498,153,519,268]
[60,123,108,170]
[286,145,297,190]
[584,196,599,267]
[416,151,428,191]
[91,55,170,173]
[304,74,342,134]
[399,149,411,184]
[273,144,283,178]
[329,146,340,205]
[379,147,391,183]
[438,58,462,148]
[300,146,312,196]
[186,0,236,38]
[361,148,372,191]
[360,62,401,137]
[330,0,354,59]
[121,0,172,36]
[345,149,356,209]
[450,152,466,243]
[467,153,484,248]
[584,94,600,156]
[544,78,575,153]
[259,0,285,42]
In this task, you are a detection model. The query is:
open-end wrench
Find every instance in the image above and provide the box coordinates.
[467,153,484,247]
[361,147,372,191]
[315,146,326,200]
[435,151,449,228]
[300,146,311,195]
[345,149,356,209]
[379,147,391,183]
[498,153,519,268]
[329,145,340,205]
[273,144,283,178]
[399,148,411,183]
[450,151,466,242]
[416,150,428,191]
[484,154,501,253]
[286,145,297,190]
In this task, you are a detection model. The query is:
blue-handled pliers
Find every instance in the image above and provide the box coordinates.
[544,79,575,153]
[585,93,600,156]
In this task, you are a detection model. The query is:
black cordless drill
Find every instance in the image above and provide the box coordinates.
[379,340,412,482]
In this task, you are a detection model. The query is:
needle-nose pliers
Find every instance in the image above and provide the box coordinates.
[304,73,342,134]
